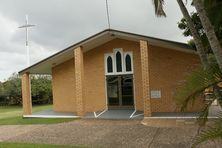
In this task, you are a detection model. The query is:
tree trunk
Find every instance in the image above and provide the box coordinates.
[177,0,209,69]
[193,0,222,72]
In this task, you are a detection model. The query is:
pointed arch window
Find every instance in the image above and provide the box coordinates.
[125,54,132,72]
[107,56,113,73]
[116,51,122,72]
[105,49,133,75]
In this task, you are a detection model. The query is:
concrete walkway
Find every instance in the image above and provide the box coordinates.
[30,105,221,119]
[85,110,144,119]
[33,109,76,116]
[31,109,144,119]
[0,119,221,147]
[25,109,78,118]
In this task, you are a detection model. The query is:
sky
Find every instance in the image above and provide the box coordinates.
[0,0,195,81]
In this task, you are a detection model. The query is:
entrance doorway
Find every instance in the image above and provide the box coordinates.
[107,75,134,109]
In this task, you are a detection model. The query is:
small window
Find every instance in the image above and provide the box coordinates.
[125,54,132,72]
[107,56,113,73]
[116,51,122,72]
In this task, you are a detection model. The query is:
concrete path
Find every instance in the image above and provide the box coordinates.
[0,119,221,148]
[85,110,144,119]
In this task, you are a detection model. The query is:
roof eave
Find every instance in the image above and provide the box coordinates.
[19,29,195,75]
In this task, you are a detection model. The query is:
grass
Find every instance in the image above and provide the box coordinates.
[0,104,76,125]
[0,142,84,148]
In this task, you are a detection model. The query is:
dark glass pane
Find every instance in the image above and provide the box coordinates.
[116,52,122,72]
[107,76,119,106]
[107,75,134,106]
[125,55,132,72]
[107,56,113,73]
[122,75,134,106]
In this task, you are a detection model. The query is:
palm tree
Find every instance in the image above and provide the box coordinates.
[152,0,209,68]
[176,0,222,120]
[177,0,210,69]
[174,63,222,147]
[152,0,166,17]
[153,0,222,120]
[153,0,222,72]
[193,0,222,72]
[152,0,222,146]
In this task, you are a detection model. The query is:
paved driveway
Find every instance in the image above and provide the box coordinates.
[0,119,220,148]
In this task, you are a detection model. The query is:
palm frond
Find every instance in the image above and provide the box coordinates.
[192,127,222,147]
[197,96,216,126]
[213,112,222,128]
[192,111,222,147]
[174,64,222,111]
[152,0,166,17]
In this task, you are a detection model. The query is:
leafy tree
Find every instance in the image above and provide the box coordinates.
[31,75,52,104]
[0,81,6,105]
[153,0,222,71]
[0,73,52,105]
[193,0,222,71]
[178,1,222,54]
[0,81,3,96]
[152,0,210,69]
[3,73,22,105]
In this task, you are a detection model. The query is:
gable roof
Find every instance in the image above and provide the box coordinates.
[19,29,195,75]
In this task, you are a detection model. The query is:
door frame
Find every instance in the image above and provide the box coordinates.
[104,49,135,110]
[105,74,135,109]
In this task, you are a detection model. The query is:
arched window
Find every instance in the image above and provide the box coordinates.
[125,54,132,72]
[107,56,113,73]
[116,51,122,72]
[105,49,133,75]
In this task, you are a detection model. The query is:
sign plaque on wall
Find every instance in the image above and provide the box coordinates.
[150,90,161,99]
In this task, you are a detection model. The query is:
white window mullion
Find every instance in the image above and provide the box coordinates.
[105,49,133,76]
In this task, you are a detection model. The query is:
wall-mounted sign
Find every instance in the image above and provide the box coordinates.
[151,90,161,99]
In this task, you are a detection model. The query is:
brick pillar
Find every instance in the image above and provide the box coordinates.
[21,72,32,115]
[140,40,151,117]
[74,47,85,116]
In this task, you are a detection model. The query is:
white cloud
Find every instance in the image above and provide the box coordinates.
[0,0,195,81]
[0,13,55,81]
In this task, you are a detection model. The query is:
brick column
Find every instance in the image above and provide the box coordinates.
[140,40,151,117]
[21,72,32,115]
[74,47,85,116]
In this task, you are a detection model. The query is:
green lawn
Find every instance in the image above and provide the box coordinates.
[0,105,76,125]
[0,142,84,148]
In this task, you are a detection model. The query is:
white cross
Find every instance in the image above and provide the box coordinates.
[18,15,35,67]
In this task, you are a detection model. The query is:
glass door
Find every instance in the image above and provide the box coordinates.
[121,75,134,106]
[107,76,119,106]
[107,75,134,108]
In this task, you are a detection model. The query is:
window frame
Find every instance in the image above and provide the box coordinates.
[104,53,114,75]
[104,49,133,75]
[124,52,133,74]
